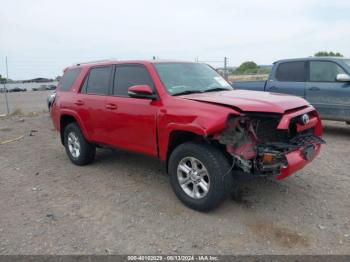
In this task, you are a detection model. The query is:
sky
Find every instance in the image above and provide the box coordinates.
[0,0,350,80]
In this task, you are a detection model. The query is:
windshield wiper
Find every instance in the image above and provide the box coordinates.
[202,87,232,93]
[173,87,231,96]
[172,90,203,96]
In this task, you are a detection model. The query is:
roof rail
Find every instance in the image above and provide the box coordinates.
[75,59,114,66]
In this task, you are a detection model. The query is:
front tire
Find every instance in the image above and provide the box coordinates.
[64,122,96,165]
[168,142,233,211]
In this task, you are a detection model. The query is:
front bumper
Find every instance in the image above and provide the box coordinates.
[276,143,321,180]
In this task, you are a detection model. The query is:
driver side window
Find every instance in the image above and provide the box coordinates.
[113,65,154,97]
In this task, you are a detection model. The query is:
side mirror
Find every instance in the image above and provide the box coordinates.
[336,73,350,82]
[128,85,156,99]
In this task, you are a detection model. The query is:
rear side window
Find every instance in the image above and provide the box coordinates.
[275,62,306,82]
[82,66,113,95]
[310,61,345,82]
[60,68,81,91]
[114,65,154,96]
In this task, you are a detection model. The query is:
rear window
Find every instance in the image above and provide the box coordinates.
[275,61,306,82]
[82,66,113,95]
[60,68,81,91]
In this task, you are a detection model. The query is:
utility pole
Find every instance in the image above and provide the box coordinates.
[224,57,228,80]
[3,56,10,115]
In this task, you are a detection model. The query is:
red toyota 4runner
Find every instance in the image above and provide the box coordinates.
[51,60,324,211]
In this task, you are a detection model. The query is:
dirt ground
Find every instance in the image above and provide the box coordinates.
[0,91,50,115]
[0,112,349,255]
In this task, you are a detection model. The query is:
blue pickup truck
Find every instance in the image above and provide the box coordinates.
[232,57,350,123]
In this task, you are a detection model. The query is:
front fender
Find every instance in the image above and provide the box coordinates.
[158,111,238,161]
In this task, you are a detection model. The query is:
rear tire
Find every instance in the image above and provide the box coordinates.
[168,142,233,211]
[63,122,95,165]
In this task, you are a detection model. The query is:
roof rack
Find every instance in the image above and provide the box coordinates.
[75,59,114,66]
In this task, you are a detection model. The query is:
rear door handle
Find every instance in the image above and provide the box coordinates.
[105,103,118,110]
[74,100,84,106]
[268,86,279,91]
[309,87,320,91]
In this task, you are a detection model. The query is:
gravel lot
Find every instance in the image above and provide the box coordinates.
[0,91,50,115]
[0,93,349,255]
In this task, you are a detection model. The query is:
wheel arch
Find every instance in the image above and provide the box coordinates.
[59,112,90,145]
[164,129,231,173]
[165,130,205,173]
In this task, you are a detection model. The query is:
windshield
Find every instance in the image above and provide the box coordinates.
[154,62,232,95]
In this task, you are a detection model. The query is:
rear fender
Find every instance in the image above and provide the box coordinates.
[59,109,92,142]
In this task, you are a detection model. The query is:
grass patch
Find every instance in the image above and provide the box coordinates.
[10,108,23,116]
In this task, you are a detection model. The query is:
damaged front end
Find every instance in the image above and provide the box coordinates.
[215,108,325,180]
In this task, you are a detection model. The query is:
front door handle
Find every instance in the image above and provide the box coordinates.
[309,87,320,91]
[268,86,279,91]
[105,103,118,110]
[74,100,84,106]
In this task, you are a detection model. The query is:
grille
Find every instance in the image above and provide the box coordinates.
[254,112,318,144]
[255,118,288,143]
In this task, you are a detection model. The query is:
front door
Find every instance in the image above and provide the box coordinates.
[306,61,350,121]
[105,64,159,156]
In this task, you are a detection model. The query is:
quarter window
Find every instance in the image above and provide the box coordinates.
[83,66,113,95]
[310,61,345,82]
[60,68,81,91]
[275,62,306,82]
[114,65,154,97]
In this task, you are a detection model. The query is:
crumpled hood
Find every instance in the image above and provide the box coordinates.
[179,90,309,114]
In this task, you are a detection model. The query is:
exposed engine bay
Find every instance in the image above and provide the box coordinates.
[216,113,325,176]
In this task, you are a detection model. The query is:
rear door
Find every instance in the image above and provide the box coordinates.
[105,64,159,156]
[76,66,113,143]
[305,60,350,121]
[266,61,306,97]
